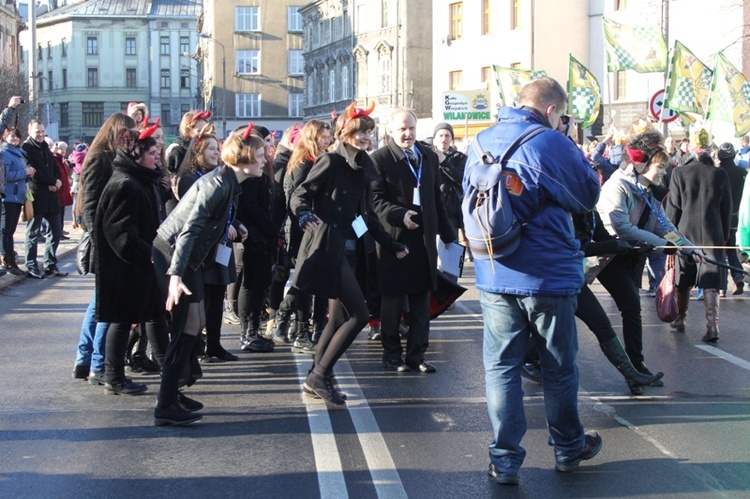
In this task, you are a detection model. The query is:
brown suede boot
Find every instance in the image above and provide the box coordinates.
[670,288,691,332]
[701,289,719,342]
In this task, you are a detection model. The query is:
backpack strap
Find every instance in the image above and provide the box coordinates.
[472,124,548,166]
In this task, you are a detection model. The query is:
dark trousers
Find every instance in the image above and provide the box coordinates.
[575,285,617,345]
[25,210,62,270]
[596,255,644,365]
[104,322,132,384]
[380,289,431,365]
[238,249,272,329]
[204,283,226,354]
[1,202,21,255]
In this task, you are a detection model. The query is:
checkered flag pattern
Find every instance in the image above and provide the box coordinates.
[603,17,667,73]
[570,87,596,122]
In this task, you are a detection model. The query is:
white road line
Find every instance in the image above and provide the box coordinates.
[295,358,347,498]
[695,344,750,371]
[336,358,408,499]
[295,353,408,499]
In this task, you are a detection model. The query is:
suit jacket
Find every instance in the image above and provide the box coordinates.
[370,139,455,294]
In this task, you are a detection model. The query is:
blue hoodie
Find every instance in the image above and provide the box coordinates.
[2,141,27,205]
[463,106,601,296]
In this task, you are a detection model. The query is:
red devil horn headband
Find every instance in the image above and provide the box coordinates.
[242,123,255,141]
[189,110,212,124]
[138,119,160,141]
[343,101,375,126]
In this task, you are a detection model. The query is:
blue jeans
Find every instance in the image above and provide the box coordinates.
[25,211,61,270]
[480,291,585,473]
[75,293,110,371]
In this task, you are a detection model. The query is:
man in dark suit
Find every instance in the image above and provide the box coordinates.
[370,108,456,373]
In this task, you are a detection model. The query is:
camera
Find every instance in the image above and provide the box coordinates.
[19,98,25,104]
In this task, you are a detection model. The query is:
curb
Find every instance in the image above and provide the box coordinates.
[0,239,81,292]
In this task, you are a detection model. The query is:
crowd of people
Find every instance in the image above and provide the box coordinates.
[1,83,748,481]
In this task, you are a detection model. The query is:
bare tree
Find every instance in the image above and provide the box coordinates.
[0,64,30,131]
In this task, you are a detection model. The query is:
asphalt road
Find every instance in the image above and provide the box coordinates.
[0,234,749,498]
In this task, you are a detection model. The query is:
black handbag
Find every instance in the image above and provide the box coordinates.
[76,231,92,275]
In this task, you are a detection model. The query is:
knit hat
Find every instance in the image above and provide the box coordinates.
[433,122,454,140]
[718,142,736,160]
[75,143,87,152]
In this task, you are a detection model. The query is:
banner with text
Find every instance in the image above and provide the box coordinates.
[441,91,493,122]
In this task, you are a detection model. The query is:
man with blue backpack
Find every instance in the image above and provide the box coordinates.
[463,77,602,485]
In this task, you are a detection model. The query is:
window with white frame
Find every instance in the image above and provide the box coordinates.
[288,50,303,75]
[87,36,98,55]
[342,66,349,100]
[180,36,190,55]
[237,94,261,117]
[236,6,260,32]
[288,7,302,32]
[161,69,170,89]
[160,36,170,55]
[288,93,304,117]
[380,56,391,94]
[236,50,260,75]
[125,37,136,55]
[329,69,336,102]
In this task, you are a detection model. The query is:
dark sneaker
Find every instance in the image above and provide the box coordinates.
[87,370,106,386]
[488,463,519,485]
[72,364,90,380]
[555,431,603,472]
[104,378,148,395]
[367,325,382,341]
[44,266,68,277]
[240,334,274,353]
[154,402,203,426]
[27,267,45,279]
[129,353,161,374]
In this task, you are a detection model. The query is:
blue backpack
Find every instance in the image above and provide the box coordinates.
[462,124,547,260]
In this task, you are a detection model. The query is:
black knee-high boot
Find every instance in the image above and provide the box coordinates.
[154,334,203,426]
[144,316,170,368]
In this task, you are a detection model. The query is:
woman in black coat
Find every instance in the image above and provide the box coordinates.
[665,143,732,342]
[291,105,408,405]
[94,126,162,395]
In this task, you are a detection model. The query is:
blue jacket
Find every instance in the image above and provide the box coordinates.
[2,141,26,205]
[464,106,601,296]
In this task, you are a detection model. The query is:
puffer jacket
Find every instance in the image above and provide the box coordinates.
[156,166,241,277]
[2,142,27,204]
[463,105,601,296]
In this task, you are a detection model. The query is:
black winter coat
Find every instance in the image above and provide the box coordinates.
[666,155,732,289]
[437,147,467,225]
[271,144,292,228]
[79,150,116,272]
[290,142,402,299]
[718,158,747,229]
[284,157,314,258]
[94,151,163,323]
[22,138,61,215]
[370,139,456,294]
[238,175,277,252]
[166,135,190,175]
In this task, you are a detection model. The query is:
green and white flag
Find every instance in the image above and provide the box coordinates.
[493,66,547,107]
[664,40,712,116]
[567,55,601,129]
[706,52,750,137]
[602,17,667,73]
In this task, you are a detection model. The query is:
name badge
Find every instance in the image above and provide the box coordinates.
[214,242,232,266]
[352,215,368,238]
[413,187,421,206]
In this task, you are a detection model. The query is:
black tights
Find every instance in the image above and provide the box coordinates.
[313,260,368,373]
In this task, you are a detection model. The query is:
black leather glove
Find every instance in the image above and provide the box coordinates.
[615,240,634,254]
[662,241,677,255]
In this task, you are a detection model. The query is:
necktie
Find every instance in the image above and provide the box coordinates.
[405,148,416,166]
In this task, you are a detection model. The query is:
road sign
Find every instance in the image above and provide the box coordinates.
[650,89,678,123]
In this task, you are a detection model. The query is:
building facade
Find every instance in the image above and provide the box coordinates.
[20,0,201,143]
[0,1,23,69]
[200,0,307,137]
[432,0,750,141]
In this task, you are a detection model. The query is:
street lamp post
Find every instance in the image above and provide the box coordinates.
[199,33,227,137]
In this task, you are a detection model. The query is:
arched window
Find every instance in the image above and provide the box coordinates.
[329,69,336,102]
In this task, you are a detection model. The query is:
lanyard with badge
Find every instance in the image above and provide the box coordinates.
[635,180,685,246]
[405,149,422,206]
[214,204,234,266]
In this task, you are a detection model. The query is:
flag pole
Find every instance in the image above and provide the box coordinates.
[659,46,674,132]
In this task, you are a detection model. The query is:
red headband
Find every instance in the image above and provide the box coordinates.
[189,110,212,124]
[343,101,375,127]
[625,146,647,164]
[138,118,160,141]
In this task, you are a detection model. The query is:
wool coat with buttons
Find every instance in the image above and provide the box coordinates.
[290,141,403,299]
[370,139,456,295]
[22,137,61,215]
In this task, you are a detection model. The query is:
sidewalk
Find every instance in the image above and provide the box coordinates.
[0,214,82,291]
